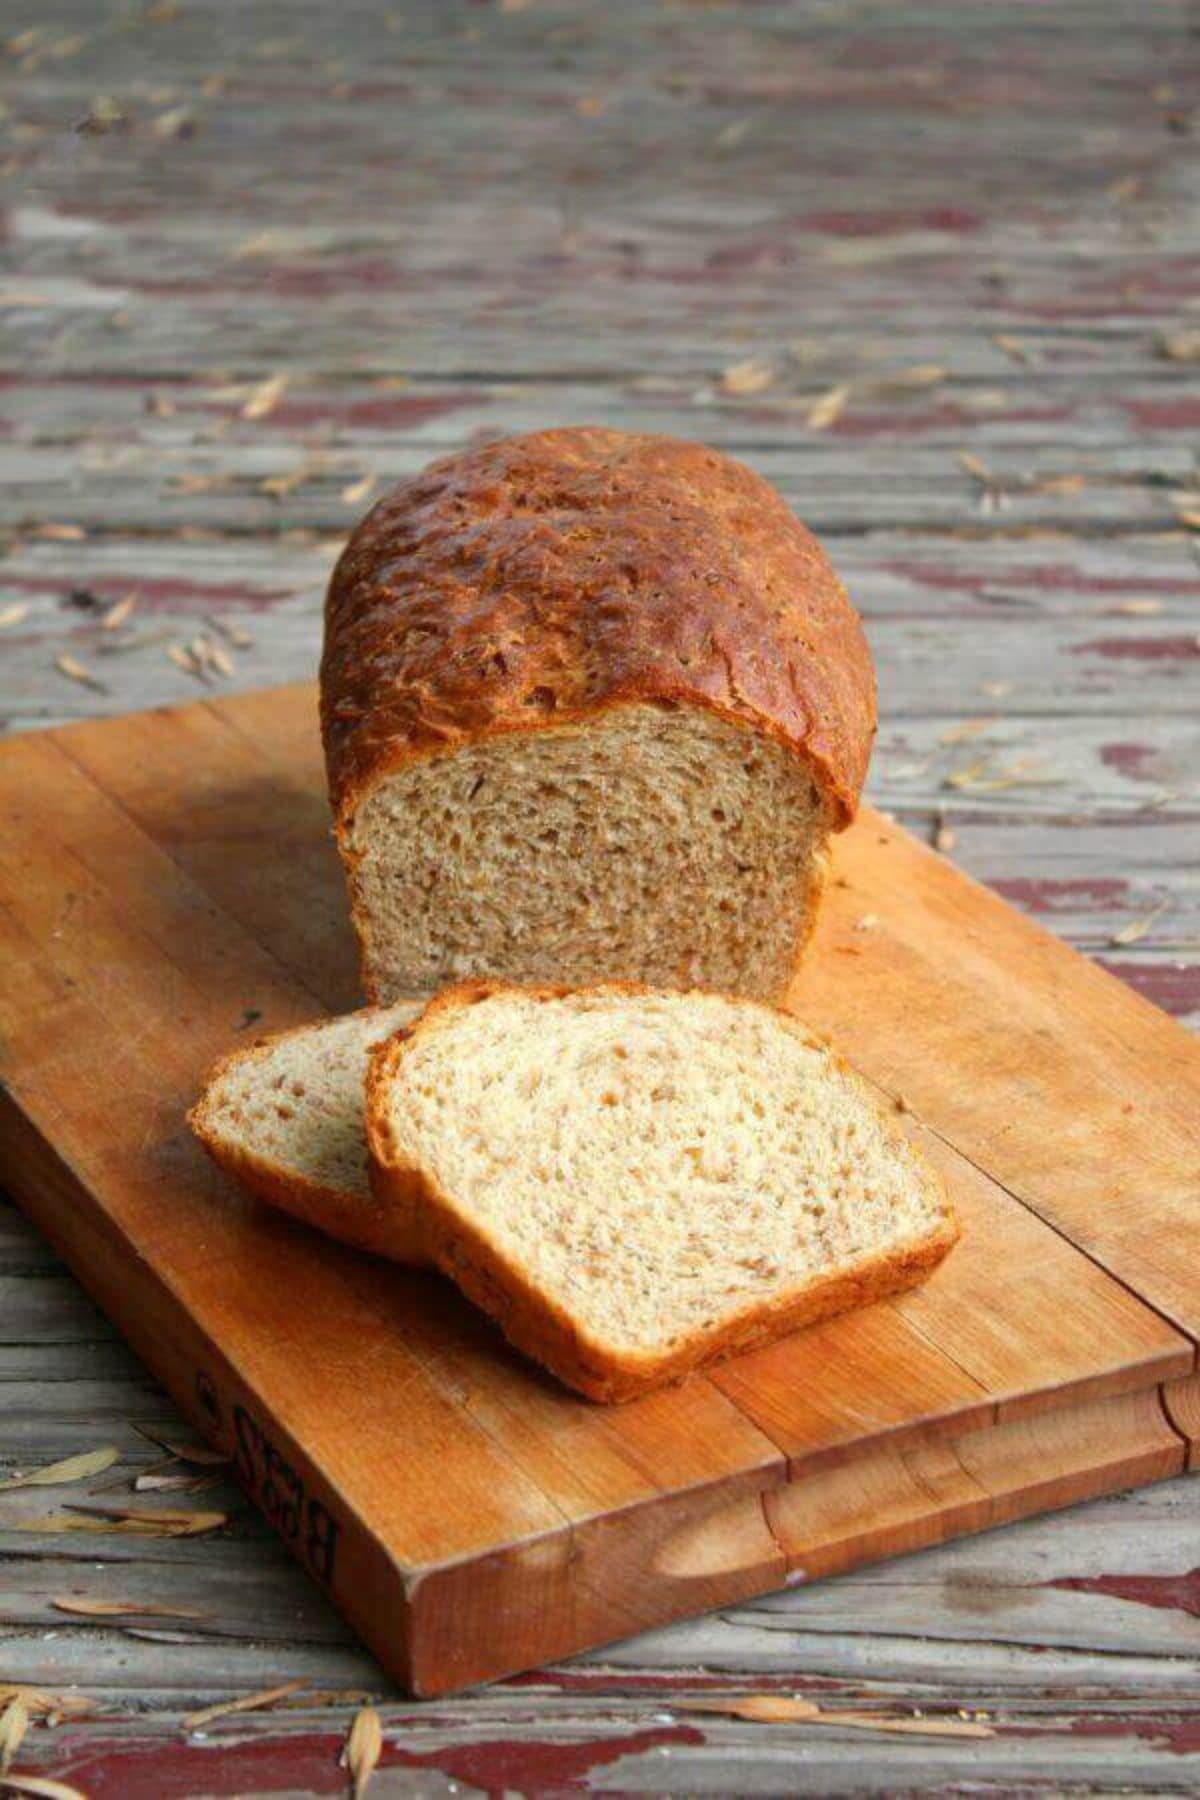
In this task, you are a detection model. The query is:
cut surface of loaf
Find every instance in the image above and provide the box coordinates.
[190,1001,426,1263]
[367,984,959,1401]
[322,427,876,1002]
[348,704,829,999]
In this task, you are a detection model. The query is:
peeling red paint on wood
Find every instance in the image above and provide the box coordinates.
[832,403,1074,439]
[268,393,480,431]
[879,562,1200,601]
[991,876,1130,914]
[1073,636,1200,663]
[1101,743,1160,782]
[799,206,984,236]
[1123,398,1200,431]
[1097,959,1200,1018]
[49,1723,705,1799]
[1043,1566,1200,1617]
[1058,1714,1200,1757]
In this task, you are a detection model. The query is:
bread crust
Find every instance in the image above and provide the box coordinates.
[321,429,877,838]
[190,1010,430,1266]
[366,981,960,1403]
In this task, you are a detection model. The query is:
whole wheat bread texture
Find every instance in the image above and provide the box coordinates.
[190,1001,426,1263]
[322,428,877,1003]
[366,983,959,1402]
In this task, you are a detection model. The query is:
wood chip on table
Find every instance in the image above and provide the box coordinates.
[152,106,197,138]
[54,654,107,694]
[8,1506,227,1538]
[182,1680,308,1732]
[32,523,85,541]
[167,643,211,683]
[957,449,1008,512]
[1157,329,1200,362]
[51,1597,207,1622]
[719,358,775,396]
[939,716,995,746]
[0,1774,90,1800]
[0,603,29,630]
[673,1694,994,1738]
[99,593,137,631]
[991,331,1033,363]
[239,372,288,421]
[341,473,376,507]
[856,364,945,397]
[0,1448,119,1492]
[806,383,849,430]
[1109,901,1169,947]
[0,1699,28,1773]
[0,1695,95,1729]
[133,1470,221,1494]
[186,634,232,679]
[342,1706,383,1798]
[64,1503,228,1536]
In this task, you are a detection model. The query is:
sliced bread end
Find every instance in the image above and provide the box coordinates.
[190,999,428,1264]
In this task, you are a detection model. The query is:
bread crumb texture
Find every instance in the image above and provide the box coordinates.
[382,987,956,1361]
[195,1001,421,1198]
[347,705,827,1000]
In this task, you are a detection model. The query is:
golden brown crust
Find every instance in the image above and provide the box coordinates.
[320,428,877,833]
[189,1014,431,1266]
[366,981,960,1404]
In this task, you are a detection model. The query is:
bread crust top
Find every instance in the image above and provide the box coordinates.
[321,427,877,827]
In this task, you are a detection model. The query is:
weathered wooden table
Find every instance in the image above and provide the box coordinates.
[2,2,1197,1793]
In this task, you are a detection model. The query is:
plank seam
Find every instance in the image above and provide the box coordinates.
[905,1110,1200,1366]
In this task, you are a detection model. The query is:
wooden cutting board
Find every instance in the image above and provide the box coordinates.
[1,683,1196,1697]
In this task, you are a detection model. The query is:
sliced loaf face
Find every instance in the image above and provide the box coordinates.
[190,1000,427,1263]
[367,984,959,1401]
[344,704,830,1003]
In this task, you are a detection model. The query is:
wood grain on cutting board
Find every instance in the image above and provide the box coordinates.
[0,683,1195,1694]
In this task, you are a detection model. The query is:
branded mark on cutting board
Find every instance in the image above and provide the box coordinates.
[226,1395,341,1585]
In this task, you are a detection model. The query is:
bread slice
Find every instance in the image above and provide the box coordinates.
[366,983,959,1401]
[190,1000,426,1263]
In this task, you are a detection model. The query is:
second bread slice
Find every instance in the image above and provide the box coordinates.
[191,1000,425,1262]
[367,982,959,1401]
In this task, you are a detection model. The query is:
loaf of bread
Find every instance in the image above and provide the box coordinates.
[366,983,958,1402]
[190,1001,427,1262]
[322,428,876,1004]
